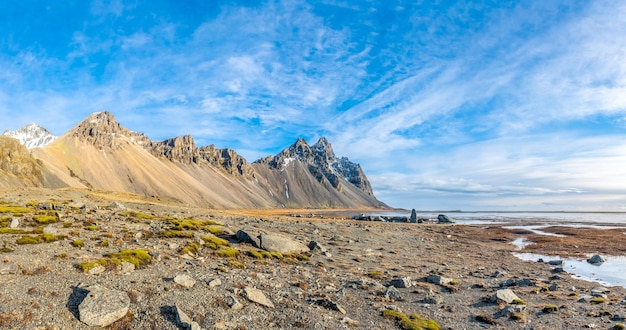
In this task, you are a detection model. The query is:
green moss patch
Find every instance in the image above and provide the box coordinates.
[382,310,441,330]
[216,247,240,258]
[16,234,64,244]
[0,205,31,216]
[161,230,194,238]
[120,211,154,220]
[201,235,229,250]
[34,215,58,224]
[181,242,200,255]
[105,249,152,268]
[71,239,85,247]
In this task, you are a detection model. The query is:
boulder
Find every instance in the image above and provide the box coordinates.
[308,240,327,252]
[174,274,196,289]
[410,209,417,223]
[390,277,413,288]
[235,229,260,247]
[588,255,606,265]
[490,289,520,304]
[78,285,130,327]
[427,275,454,286]
[9,218,19,228]
[258,232,309,254]
[437,214,455,223]
[384,286,403,301]
[108,201,127,211]
[243,287,274,308]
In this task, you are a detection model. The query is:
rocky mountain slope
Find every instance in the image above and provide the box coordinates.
[7,112,385,209]
[0,137,66,188]
[253,138,385,208]
[2,123,57,148]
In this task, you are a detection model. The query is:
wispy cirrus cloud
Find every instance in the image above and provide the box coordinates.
[1,1,626,210]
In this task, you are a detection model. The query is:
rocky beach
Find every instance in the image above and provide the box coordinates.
[0,188,625,329]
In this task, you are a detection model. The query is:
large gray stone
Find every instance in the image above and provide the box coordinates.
[108,201,127,211]
[384,286,403,301]
[174,274,196,289]
[427,275,454,286]
[243,287,274,308]
[78,285,130,327]
[490,289,520,304]
[258,232,309,254]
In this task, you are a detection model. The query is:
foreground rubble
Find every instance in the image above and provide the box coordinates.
[0,188,625,329]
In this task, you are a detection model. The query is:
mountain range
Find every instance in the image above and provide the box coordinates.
[0,112,386,209]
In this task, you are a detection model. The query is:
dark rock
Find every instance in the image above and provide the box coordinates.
[410,209,417,223]
[384,286,403,301]
[437,214,455,223]
[587,255,606,265]
[390,277,412,288]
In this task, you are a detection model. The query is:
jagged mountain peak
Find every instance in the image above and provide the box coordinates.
[2,123,57,148]
[68,111,150,148]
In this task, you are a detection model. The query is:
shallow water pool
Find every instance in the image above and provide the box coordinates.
[513,252,626,288]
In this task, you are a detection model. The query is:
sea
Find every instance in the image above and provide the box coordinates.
[355,210,626,288]
[359,210,626,226]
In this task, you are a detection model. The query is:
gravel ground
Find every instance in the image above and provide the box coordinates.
[1,188,625,329]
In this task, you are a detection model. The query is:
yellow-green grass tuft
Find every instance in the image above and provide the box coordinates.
[71,239,85,247]
[216,247,240,258]
[34,215,58,224]
[161,230,194,238]
[105,249,152,268]
[201,235,229,250]
[181,242,200,255]
[16,234,64,244]
[0,205,31,216]
[226,260,245,269]
[382,310,441,330]
[120,211,154,220]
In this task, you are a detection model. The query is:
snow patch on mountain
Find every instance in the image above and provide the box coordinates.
[2,123,57,148]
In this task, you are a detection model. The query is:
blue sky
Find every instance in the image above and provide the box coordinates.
[2,1,626,211]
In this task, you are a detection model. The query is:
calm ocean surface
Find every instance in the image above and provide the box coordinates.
[358,211,626,226]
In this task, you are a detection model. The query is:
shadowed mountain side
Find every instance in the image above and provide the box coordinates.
[252,160,384,208]
[0,136,66,188]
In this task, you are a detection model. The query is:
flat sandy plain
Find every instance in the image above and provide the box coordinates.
[1,188,625,329]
